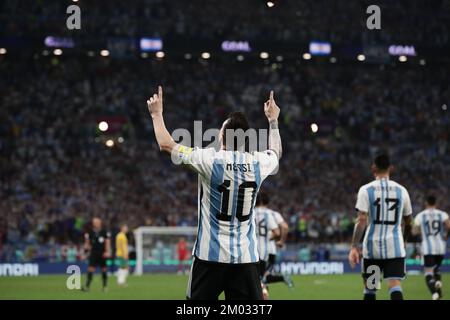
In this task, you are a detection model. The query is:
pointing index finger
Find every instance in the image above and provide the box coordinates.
[158,86,163,99]
[269,90,274,102]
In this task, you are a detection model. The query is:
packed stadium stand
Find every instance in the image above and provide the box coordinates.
[0,0,449,263]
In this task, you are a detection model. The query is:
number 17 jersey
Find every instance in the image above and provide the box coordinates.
[355,178,412,259]
[178,147,279,264]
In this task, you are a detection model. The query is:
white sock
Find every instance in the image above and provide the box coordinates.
[123,269,128,283]
[117,269,124,285]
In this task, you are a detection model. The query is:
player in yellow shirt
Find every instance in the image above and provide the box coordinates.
[115,224,129,287]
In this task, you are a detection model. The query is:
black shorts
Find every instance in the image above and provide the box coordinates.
[259,260,267,278]
[187,257,263,300]
[362,258,406,280]
[423,255,444,269]
[88,254,107,268]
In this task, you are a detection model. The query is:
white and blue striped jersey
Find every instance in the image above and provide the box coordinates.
[255,207,278,262]
[414,209,449,256]
[356,178,412,259]
[268,210,284,255]
[178,147,279,264]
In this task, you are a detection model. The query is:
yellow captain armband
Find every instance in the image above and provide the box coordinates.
[178,145,193,155]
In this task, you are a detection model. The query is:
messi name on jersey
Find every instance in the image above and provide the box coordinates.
[226,163,252,173]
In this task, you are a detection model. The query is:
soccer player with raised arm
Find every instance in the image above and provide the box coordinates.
[348,154,413,300]
[413,195,450,300]
[146,86,282,300]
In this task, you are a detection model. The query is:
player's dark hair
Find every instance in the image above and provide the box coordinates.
[256,191,270,206]
[222,112,250,151]
[373,153,390,171]
[426,195,437,206]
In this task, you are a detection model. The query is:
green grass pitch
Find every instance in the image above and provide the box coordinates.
[0,274,447,300]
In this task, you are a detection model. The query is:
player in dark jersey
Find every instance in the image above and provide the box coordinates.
[82,217,111,292]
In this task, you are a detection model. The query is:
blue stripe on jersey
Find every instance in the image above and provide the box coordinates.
[366,186,376,258]
[236,152,245,263]
[393,186,402,257]
[378,180,385,259]
[208,160,225,261]
[246,160,261,263]
[194,183,204,257]
[422,215,432,254]
[229,153,238,263]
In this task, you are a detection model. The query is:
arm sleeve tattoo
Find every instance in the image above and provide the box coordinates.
[269,120,282,159]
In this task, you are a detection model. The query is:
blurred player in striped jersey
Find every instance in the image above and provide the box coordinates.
[255,192,293,293]
[255,195,278,299]
[146,86,282,300]
[413,195,450,300]
[348,154,413,300]
[115,224,129,287]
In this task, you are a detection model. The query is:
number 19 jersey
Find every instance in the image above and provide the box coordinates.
[178,147,279,264]
[355,178,412,260]
[414,209,449,256]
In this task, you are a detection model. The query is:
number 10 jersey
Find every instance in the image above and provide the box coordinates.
[356,178,412,260]
[178,147,279,264]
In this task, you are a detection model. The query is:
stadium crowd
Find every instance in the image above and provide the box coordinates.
[1,0,449,262]
[1,0,449,46]
[1,54,449,262]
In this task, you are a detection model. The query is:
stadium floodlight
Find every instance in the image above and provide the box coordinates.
[260,52,269,59]
[419,59,426,66]
[357,54,365,61]
[100,49,110,57]
[398,55,407,62]
[105,139,114,148]
[53,49,63,56]
[330,57,337,63]
[156,51,165,58]
[184,53,192,60]
[267,1,275,8]
[118,137,124,143]
[302,53,311,60]
[0,48,6,55]
[276,55,283,62]
[201,52,211,59]
[237,54,244,61]
[311,123,319,133]
[442,104,448,111]
[98,121,109,132]
[134,226,197,275]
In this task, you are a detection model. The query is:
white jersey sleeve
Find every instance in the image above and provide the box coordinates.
[272,211,284,225]
[402,188,412,217]
[267,212,278,232]
[355,186,369,213]
[414,212,423,227]
[253,150,279,180]
[442,211,449,222]
[177,146,215,177]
